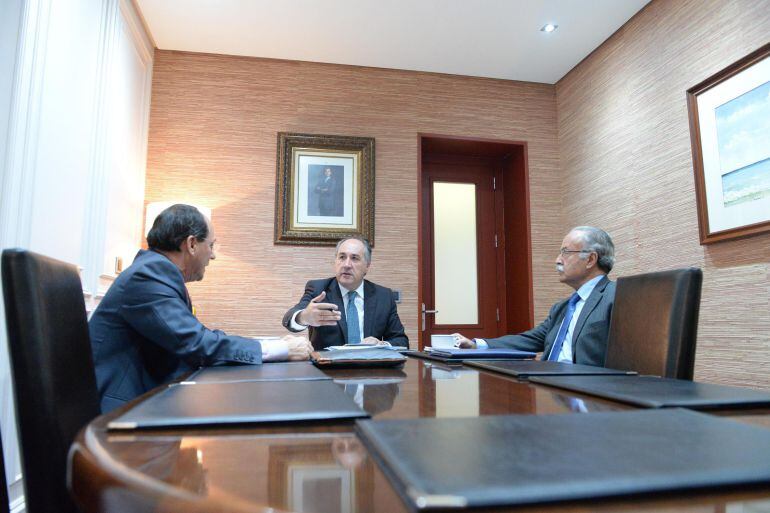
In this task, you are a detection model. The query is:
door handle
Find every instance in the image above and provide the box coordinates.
[421,303,438,331]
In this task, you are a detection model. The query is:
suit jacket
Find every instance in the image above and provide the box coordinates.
[282,277,408,350]
[89,249,262,413]
[485,276,615,366]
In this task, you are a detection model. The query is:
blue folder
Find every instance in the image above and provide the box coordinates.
[428,347,536,360]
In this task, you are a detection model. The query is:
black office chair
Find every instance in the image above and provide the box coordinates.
[605,267,703,380]
[2,249,100,513]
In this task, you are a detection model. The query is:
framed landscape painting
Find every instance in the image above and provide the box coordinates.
[687,43,770,244]
[275,132,375,246]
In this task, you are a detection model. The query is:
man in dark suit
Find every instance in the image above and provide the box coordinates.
[315,166,338,216]
[454,226,616,366]
[282,236,408,350]
[89,204,312,413]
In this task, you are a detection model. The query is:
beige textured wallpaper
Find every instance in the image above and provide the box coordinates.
[145,52,562,349]
[146,0,770,389]
[557,0,770,388]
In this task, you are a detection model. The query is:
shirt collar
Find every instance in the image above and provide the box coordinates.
[338,280,365,299]
[576,275,605,302]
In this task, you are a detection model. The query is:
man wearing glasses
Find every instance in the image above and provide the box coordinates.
[453,226,615,366]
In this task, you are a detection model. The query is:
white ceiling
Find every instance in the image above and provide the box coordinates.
[136,0,650,84]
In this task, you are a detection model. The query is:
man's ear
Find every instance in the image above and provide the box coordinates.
[585,251,598,269]
[184,235,197,255]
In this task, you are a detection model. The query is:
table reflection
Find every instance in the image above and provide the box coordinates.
[77,357,770,513]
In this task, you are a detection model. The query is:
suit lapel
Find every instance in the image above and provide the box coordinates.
[570,276,609,354]
[363,280,377,338]
[327,279,347,342]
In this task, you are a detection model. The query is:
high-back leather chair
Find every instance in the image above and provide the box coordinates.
[2,249,100,513]
[605,267,703,380]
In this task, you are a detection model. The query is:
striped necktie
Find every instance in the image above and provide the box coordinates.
[546,293,580,361]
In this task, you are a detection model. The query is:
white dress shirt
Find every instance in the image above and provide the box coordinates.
[260,338,289,362]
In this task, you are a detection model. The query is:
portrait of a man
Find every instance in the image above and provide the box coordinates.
[309,165,344,217]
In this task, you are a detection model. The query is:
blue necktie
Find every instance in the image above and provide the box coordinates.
[547,293,581,361]
[346,290,361,344]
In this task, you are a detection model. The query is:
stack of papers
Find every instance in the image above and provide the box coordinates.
[327,343,396,351]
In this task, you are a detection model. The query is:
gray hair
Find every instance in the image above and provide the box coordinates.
[335,236,372,264]
[571,226,615,273]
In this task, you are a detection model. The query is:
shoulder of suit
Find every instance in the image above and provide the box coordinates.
[125,250,184,290]
[597,275,614,290]
[306,277,337,291]
[364,279,390,294]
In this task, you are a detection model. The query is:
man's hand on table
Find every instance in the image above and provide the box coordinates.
[451,333,476,348]
[282,335,314,360]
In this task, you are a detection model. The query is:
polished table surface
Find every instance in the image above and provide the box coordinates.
[69,358,770,513]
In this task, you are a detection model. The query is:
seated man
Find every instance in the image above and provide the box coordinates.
[282,236,408,350]
[454,226,615,366]
[90,204,312,412]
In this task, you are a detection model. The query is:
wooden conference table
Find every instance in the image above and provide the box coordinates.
[69,357,770,513]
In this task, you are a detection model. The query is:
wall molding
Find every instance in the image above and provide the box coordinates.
[79,0,119,298]
[0,0,53,498]
[0,0,51,249]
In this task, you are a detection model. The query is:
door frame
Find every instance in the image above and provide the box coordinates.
[417,133,534,349]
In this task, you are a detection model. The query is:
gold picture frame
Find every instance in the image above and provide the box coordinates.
[275,132,375,246]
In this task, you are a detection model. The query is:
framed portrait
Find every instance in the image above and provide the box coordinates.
[687,43,770,244]
[275,132,375,245]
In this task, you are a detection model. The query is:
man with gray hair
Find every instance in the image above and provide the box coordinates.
[454,226,615,366]
[282,236,408,350]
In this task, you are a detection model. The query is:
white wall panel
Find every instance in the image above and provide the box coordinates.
[0,0,153,507]
[100,0,152,287]
[26,0,102,265]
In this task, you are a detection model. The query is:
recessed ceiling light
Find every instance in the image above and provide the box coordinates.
[540,23,558,33]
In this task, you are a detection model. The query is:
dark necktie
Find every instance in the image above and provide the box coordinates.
[547,293,581,361]
[347,290,361,344]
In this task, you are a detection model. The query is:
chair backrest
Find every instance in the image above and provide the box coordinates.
[605,268,703,380]
[2,249,100,513]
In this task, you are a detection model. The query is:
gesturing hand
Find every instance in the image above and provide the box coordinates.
[297,291,341,327]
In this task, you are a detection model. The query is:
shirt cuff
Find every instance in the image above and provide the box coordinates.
[260,338,289,362]
[474,338,488,349]
[289,310,309,331]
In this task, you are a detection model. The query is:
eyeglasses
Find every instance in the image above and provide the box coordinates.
[559,248,594,256]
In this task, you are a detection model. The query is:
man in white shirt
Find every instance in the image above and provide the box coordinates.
[454,226,616,366]
[282,236,409,350]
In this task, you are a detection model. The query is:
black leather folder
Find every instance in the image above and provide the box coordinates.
[108,380,368,430]
[184,362,330,383]
[530,375,770,410]
[465,360,637,378]
[312,348,407,368]
[355,409,770,510]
